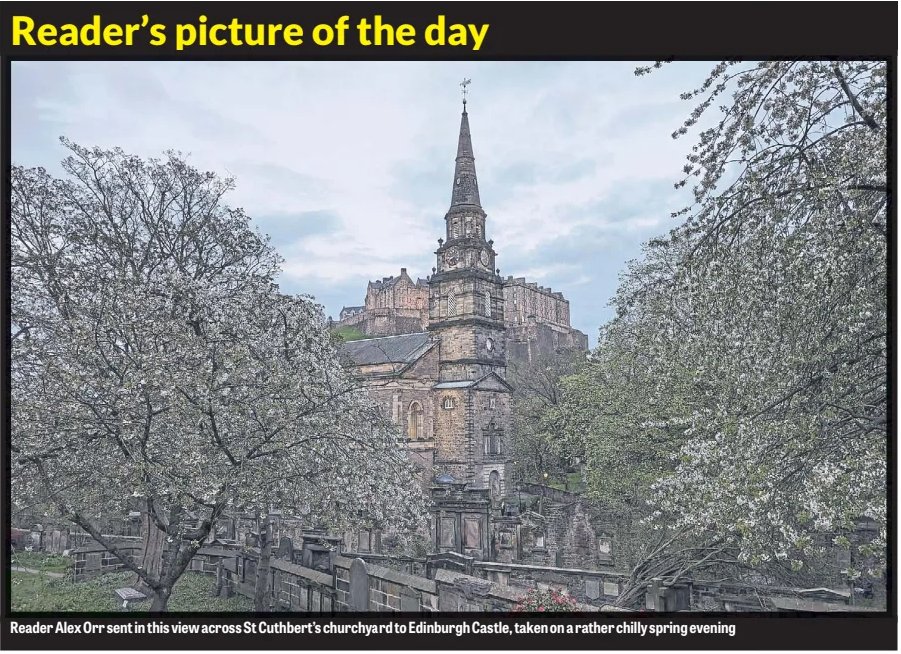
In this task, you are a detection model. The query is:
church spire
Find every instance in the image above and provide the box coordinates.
[450,79,481,208]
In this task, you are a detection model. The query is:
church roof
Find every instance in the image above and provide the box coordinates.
[340,332,433,366]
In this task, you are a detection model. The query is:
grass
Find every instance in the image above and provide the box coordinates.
[11,569,254,612]
[332,325,368,342]
[11,551,73,573]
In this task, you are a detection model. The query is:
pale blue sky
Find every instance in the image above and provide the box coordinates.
[11,61,718,345]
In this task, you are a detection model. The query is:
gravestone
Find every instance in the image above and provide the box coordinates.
[48,531,62,554]
[400,589,421,612]
[585,579,600,600]
[115,587,147,611]
[30,525,44,550]
[349,558,370,611]
[603,581,620,597]
[276,537,294,562]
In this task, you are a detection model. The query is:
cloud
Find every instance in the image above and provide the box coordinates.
[11,60,718,344]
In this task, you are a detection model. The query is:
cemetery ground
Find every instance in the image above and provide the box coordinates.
[11,553,252,612]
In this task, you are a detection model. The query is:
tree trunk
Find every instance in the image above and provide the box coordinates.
[149,586,171,611]
[253,512,272,611]
[135,512,166,595]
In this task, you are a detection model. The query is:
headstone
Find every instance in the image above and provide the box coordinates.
[276,537,294,562]
[115,587,147,601]
[115,587,147,611]
[585,579,600,600]
[30,526,43,550]
[603,581,620,597]
[349,558,370,611]
[400,589,421,612]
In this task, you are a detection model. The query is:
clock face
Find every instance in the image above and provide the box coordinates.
[446,247,459,268]
[480,249,490,267]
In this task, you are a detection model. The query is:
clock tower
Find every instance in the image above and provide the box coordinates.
[429,88,512,495]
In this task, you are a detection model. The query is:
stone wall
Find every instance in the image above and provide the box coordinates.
[72,539,143,580]
[68,537,869,613]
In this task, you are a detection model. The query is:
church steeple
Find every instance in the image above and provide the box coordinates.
[450,104,481,208]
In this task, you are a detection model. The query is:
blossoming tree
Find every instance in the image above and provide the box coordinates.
[11,142,426,610]
[560,61,886,605]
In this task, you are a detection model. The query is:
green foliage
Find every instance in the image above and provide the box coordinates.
[11,551,73,574]
[508,351,585,484]
[562,61,886,592]
[331,325,368,342]
[11,571,253,612]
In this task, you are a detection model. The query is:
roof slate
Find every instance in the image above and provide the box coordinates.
[340,332,433,366]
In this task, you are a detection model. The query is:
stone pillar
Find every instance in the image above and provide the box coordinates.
[349,558,370,611]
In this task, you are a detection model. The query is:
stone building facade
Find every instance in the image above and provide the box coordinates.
[338,270,430,337]
[336,273,587,362]
[340,103,514,500]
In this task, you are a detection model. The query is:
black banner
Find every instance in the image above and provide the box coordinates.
[0,2,896,59]
[2,613,898,650]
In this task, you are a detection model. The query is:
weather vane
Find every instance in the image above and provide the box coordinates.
[460,78,471,105]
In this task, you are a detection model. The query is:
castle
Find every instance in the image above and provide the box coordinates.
[336,98,586,513]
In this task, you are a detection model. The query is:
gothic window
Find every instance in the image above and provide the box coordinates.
[447,291,458,316]
[451,219,460,238]
[465,216,472,235]
[443,397,455,410]
[484,421,502,456]
[407,401,423,440]
[483,291,491,317]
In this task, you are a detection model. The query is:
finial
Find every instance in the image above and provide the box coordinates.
[460,78,471,107]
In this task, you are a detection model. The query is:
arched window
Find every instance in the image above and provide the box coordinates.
[443,397,455,410]
[447,291,458,316]
[407,401,423,440]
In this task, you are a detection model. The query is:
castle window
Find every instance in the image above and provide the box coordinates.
[448,291,458,316]
[407,401,424,440]
[443,397,455,410]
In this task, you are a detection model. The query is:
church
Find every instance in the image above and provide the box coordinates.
[338,94,584,503]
